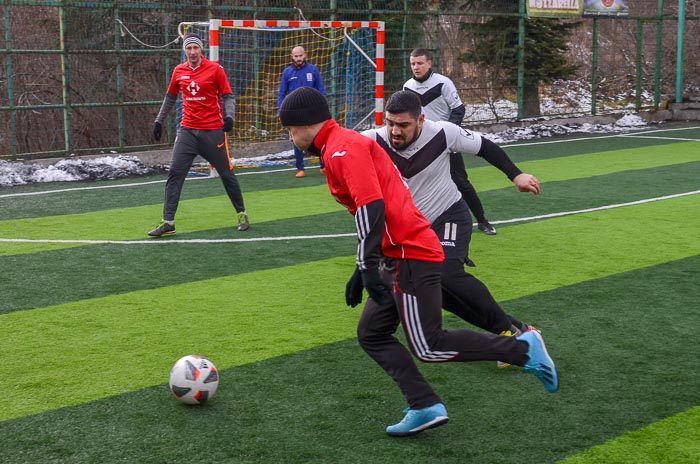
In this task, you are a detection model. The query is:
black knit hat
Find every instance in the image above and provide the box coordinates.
[279,87,331,127]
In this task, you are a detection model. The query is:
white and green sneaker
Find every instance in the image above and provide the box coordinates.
[236,212,250,231]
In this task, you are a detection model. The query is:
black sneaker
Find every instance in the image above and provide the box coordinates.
[148,221,176,237]
[477,222,497,235]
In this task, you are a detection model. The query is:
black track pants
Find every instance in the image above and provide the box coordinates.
[356,258,529,410]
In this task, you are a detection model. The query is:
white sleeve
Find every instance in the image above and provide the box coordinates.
[442,78,464,110]
[360,129,378,140]
[443,122,482,155]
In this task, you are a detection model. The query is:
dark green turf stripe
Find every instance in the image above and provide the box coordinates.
[2,137,698,221]
[0,169,330,220]
[2,194,698,422]
[472,160,700,224]
[1,255,698,463]
[2,162,698,314]
[0,211,355,314]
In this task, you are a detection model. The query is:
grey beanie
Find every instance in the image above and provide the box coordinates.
[279,87,331,127]
[182,33,204,51]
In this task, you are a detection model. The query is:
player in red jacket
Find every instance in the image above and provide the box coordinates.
[279,87,558,437]
[148,33,249,236]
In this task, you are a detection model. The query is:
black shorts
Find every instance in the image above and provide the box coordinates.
[430,200,473,266]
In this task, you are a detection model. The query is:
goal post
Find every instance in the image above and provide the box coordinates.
[177,19,385,146]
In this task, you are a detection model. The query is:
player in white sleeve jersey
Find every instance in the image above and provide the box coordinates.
[362,90,543,348]
[403,48,497,235]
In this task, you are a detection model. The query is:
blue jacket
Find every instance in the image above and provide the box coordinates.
[277,62,326,109]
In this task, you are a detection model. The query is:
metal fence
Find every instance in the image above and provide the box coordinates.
[1,0,698,160]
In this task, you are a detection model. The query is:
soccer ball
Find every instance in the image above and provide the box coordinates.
[169,355,219,405]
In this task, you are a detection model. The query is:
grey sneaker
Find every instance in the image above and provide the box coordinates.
[237,212,250,231]
[148,221,176,237]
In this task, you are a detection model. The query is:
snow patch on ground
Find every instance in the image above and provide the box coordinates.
[0,113,654,187]
[0,156,163,187]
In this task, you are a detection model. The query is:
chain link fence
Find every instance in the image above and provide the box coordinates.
[1,0,698,160]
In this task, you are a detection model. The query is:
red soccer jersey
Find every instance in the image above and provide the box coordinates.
[313,120,444,263]
[167,57,232,130]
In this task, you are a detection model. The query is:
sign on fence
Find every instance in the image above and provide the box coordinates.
[526,0,583,18]
[583,0,629,17]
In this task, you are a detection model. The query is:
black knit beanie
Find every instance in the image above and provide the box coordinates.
[279,87,331,126]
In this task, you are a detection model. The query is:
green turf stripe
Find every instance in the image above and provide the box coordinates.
[0,256,359,422]
[558,407,700,464]
[463,160,700,223]
[466,192,700,301]
[463,141,700,190]
[0,183,345,255]
[0,169,331,220]
[0,142,699,226]
[471,123,700,163]
[5,162,700,313]
[1,255,698,463]
[1,194,698,421]
[0,183,341,239]
[0,143,700,255]
[0,211,356,314]
[3,162,699,313]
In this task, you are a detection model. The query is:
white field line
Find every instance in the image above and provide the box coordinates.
[499,125,700,148]
[0,166,308,199]
[1,190,697,245]
[615,135,700,142]
[2,125,697,199]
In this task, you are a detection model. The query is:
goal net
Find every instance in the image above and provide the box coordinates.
[178,19,385,147]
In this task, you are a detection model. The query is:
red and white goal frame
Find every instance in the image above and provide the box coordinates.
[180,19,386,127]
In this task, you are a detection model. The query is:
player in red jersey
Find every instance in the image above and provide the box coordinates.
[148,33,249,236]
[279,87,558,437]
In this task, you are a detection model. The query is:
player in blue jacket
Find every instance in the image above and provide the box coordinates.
[277,46,326,177]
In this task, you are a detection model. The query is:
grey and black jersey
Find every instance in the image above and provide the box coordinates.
[403,73,463,122]
[362,120,483,224]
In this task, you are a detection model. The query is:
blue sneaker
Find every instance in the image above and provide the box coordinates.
[386,403,449,437]
[517,330,559,393]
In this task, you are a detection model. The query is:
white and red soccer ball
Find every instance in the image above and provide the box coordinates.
[169,355,219,405]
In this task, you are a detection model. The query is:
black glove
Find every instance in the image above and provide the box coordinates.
[223,116,233,133]
[361,268,393,305]
[345,268,364,307]
[153,122,162,141]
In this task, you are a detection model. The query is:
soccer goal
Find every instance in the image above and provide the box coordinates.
[178,19,385,145]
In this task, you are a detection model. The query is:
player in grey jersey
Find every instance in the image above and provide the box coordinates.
[404,48,497,235]
[362,90,542,345]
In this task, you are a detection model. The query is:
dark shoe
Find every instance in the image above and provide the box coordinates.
[148,221,176,237]
[477,222,497,235]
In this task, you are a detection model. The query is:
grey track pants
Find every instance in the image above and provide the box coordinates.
[163,127,246,221]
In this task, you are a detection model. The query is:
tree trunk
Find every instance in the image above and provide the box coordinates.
[522,81,542,118]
